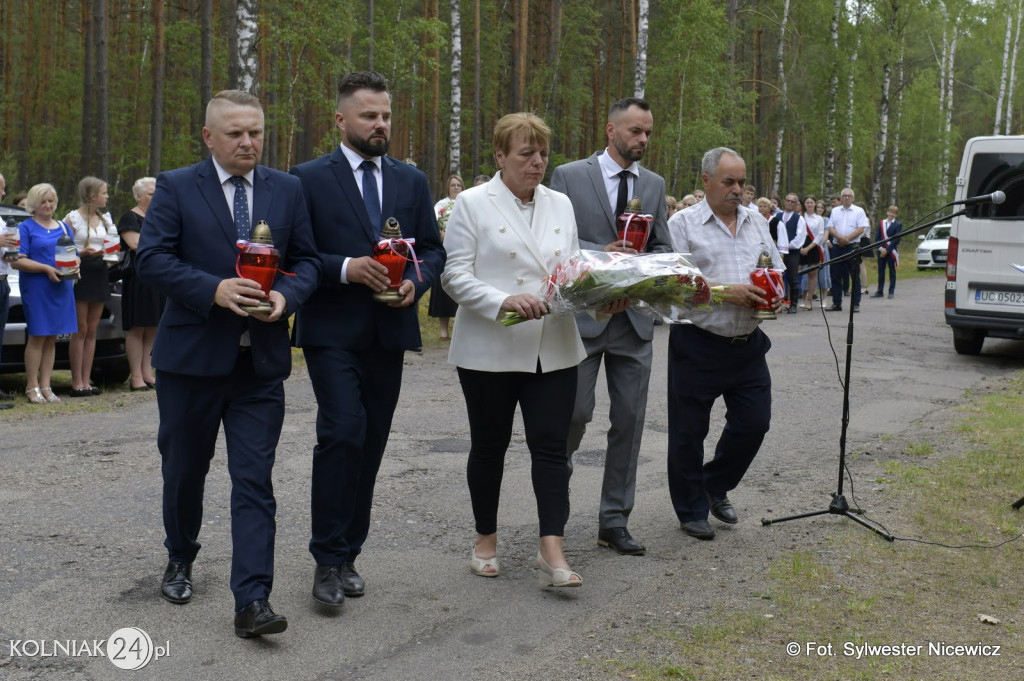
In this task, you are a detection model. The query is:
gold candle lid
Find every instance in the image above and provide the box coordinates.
[756,250,773,268]
[380,217,402,240]
[626,197,643,213]
[251,220,273,245]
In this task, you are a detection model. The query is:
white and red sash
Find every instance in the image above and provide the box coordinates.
[879,220,899,267]
[806,223,824,260]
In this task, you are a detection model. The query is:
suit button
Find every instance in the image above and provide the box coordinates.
[509,251,516,258]
[554,227,560,233]
[555,249,562,256]
[516,277,524,285]
[499,226,506,233]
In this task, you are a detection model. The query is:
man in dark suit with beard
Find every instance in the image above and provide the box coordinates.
[289,71,445,608]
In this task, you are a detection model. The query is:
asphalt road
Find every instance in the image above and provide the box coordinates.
[2,274,1023,680]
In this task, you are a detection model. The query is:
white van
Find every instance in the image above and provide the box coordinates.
[944,136,1024,354]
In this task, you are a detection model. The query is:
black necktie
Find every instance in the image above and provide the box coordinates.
[615,169,631,217]
[360,160,382,235]
[230,176,250,241]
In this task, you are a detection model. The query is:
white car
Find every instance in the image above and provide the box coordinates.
[916,223,950,270]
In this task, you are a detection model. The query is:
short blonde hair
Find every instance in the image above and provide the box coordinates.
[756,197,772,210]
[25,183,58,215]
[132,177,156,200]
[206,89,262,126]
[493,113,550,156]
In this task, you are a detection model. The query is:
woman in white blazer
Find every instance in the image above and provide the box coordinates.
[442,113,586,588]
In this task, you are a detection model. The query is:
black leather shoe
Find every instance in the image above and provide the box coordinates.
[597,527,646,555]
[825,304,842,312]
[853,305,860,313]
[708,494,738,524]
[787,303,797,314]
[888,293,894,299]
[681,520,716,540]
[160,561,193,604]
[311,565,346,607]
[0,403,13,410]
[870,292,884,298]
[340,563,365,596]
[0,388,15,401]
[234,599,287,638]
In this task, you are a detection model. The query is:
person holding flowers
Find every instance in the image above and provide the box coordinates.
[665,147,784,541]
[442,113,625,588]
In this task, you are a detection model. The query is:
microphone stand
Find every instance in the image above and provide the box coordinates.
[761,208,968,541]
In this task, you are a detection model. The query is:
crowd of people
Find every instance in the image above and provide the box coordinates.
[0,70,908,641]
[0,173,166,405]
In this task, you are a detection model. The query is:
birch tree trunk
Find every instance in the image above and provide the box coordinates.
[937,14,959,200]
[448,0,462,175]
[148,0,165,175]
[772,0,791,199]
[823,0,841,198]
[1006,0,1023,134]
[994,13,1013,135]
[890,48,904,205]
[868,3,899,221]
[236,0,259,94]
[634,0,649,98]
[844,0,864,191]
[95,0,109,181]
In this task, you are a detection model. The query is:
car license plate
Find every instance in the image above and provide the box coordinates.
[934,253,946,262]
[975,290,1024,306]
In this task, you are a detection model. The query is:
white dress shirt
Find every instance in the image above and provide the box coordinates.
[338,144,384,284]
[667,202,783,337]
[598,148,639,213]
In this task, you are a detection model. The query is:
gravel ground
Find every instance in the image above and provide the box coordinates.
[1,275,1023,680]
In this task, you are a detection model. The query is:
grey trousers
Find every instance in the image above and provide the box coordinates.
[567,314,653,530]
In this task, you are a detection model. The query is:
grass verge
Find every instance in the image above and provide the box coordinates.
[608,375,1024,680]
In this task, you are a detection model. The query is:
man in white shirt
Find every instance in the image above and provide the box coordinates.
[825,188,868,313]
[772,193,807,314]
[665,147,784,540]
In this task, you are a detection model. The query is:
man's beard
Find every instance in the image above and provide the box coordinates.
[350,133,389,158]
[614,138,644,163]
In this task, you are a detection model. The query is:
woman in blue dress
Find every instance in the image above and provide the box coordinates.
[12,183,78,403]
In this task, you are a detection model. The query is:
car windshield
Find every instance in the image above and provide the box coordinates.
[926,225,951,240]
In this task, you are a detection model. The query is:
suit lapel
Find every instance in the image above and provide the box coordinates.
[196,158,238,247]
[489,175,547,268]
[252,165,272,225]
[586,155,616,235]
[328,147,377,244]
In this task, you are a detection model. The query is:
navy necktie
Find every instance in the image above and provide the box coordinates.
[360,160,382,235]
[615,169,630,217]
[230,176,250,241]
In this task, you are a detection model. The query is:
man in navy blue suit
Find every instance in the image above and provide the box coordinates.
[290,72,444,608]
[137,90,320,638]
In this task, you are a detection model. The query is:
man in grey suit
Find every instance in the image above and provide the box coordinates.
[549,97,671,555]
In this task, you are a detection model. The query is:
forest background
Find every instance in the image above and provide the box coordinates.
[1,0,1021,226]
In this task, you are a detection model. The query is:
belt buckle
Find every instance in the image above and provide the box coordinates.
[729,334,749,346]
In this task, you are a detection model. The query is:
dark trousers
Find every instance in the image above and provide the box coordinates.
[830,244,861,307]
[876,254,897,294]
[305,345,404,566]
[157,351,285,611]
[783,250,801,302]
[0,277,9,363]
[667,325,772,522]
[458,365,577,537]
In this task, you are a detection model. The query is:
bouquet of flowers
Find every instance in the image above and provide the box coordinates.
[501,250,724,326]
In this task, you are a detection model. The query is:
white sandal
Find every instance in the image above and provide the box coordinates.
[535,552,582,588]
[470,548,500,577]
[40,387,61,403]
[25,387,46,404]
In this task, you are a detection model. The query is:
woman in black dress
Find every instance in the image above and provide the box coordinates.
[117,177,163,391]
[429,174,463,340]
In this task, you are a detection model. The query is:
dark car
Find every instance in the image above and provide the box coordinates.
[1,204,129,384]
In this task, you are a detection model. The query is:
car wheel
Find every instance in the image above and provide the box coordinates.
[952,328,985,355]
[92,359,131,386]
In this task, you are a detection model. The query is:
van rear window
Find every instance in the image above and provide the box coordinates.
[967,152,1024,219]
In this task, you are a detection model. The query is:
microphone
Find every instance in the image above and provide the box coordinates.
[952,190,1006,206]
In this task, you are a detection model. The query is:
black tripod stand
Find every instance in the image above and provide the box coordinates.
[761,208,967,541]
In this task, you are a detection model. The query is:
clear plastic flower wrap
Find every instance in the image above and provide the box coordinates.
[501,250,723,326]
